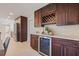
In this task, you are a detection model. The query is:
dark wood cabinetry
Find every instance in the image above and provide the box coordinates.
[41,3,56,17]
[52,38,63,56]
[30,34,38,51]
[56,4,68,25]
[56,3,79,25]
[63,45,79,56]
[34,9,42,27]
[34,3,79,26]
[34,3,56,27]
[41,4,56,26]
[52,37,79,56]
[15,16,27,42]
[52,43,63,56]
[30,34,79,56]
[67,4,79,25]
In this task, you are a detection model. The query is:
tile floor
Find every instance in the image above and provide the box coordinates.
[6,38,41,56]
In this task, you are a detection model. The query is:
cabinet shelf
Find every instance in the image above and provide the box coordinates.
[41,13,56,25]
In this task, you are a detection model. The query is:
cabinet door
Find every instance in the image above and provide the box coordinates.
[34,36,38,51]
[34,9,42,27]
[67,4,79,25]
[56,3,79,25]
[21,16,27,41]
[30,35,35,49]
[30,35,38,51]
[56,4,68,25]
[63,45,79,56]
[52,43,63,56]
[52,37,79,56]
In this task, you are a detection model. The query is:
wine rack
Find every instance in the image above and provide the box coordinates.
[41,13,56,25]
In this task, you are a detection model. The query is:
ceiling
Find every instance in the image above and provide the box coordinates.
[0,3,48,20]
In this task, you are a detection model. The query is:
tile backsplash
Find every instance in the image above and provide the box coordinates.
[45,24,79,38]
[34,27,44,34]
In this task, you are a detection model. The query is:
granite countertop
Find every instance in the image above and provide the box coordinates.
[31,33,79,41]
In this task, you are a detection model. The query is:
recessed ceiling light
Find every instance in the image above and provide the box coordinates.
[9,12,14,15]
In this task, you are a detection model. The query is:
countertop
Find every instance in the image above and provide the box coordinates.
[31,33,79,41]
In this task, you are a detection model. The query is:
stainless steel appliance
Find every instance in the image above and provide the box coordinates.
[38,36,52,56]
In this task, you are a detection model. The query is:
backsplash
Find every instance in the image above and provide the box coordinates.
[33,27,43,34]
[45,24,79,39]
[33,24,79,39]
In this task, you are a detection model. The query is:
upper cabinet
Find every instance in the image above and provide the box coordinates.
[41,3,56,17]
[56,4,68,25]
[41,3,56,25]
[34,3,56,27]
[34,3,79,27]
[56,3,79,25]
[34,9,42,27]
[67,4,79,25]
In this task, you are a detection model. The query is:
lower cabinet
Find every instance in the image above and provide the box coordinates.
[52,38,79,56]
[30,34,79,56]
[30,34,38,51]
[63,45,79,56]
[52,43,63,56]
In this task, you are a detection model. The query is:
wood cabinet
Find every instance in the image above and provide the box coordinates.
[34,3,79,26]
[34,9,42,27]
[56,3,79,25]
[30,34,38,51]
[41,4,56,26]
[63,45,79,56]
[30,34,79,56]
[56,4,68,25]
[15,16,27,42]
[52,43,63,56]
[67,4,79,25]
[41,3,56,17]
[52,37,79,56]
[52,38,63,56]
[34,3,56,27]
